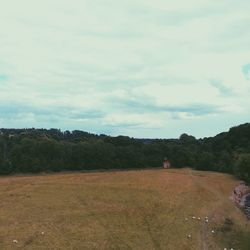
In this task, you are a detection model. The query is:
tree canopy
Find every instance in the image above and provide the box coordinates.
[0,123,249,182]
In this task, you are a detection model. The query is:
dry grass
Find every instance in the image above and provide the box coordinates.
[0,168,249,250]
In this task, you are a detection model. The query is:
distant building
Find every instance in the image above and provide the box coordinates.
[163,157,171,169]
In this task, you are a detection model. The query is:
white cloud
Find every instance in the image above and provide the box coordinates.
[102,112,165,129]
[0,0,250,137]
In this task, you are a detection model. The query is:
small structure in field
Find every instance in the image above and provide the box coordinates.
[163,157,171,169]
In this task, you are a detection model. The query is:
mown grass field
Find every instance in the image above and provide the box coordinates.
[0,168,249,250]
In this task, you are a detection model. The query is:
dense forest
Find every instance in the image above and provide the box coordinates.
[0,123,250,182]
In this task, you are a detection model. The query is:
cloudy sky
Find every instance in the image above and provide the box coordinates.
[0,0,250,138]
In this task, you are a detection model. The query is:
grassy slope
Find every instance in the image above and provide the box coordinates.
[0,169,249,250]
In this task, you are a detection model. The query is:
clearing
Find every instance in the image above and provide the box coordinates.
[0,168,249,249]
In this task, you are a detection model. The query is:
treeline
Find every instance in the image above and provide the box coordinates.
[0,124,250,182]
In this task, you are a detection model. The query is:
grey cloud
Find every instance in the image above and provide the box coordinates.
[107,95,221,116]
[209,80,235,96]
[0,103,105,122]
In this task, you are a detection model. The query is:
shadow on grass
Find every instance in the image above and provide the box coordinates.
[216,218,250,250]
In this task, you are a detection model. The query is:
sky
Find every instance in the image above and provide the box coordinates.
[0,0,250,138]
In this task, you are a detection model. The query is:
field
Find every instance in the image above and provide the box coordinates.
[0,168,249,250]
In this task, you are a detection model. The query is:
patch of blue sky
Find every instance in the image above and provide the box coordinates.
[0,74,8,81]
[242,64,250,80]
